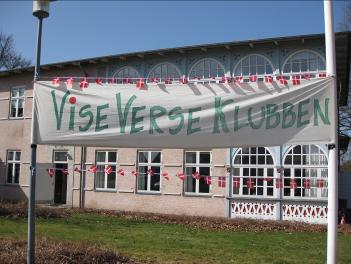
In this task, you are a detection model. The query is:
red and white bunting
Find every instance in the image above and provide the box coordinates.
[162,172,170,180]
[290,179,297,189]
[117,168,125,176]
[179,76,188,84]
[131,170,139,176]
[109,78,117,84]
[292,75,301,85]
[318,73,326,78]
[304,179,311,189]
[136,78,145,89]
[104,165,113,175]
[317,179,325,188]
[303,74,311,80]
[147,168,154,176]
[235,76,243,83]
[246,179,255,189]
[95,78,103,85]
[277,76,288,85]
[249,75,257,82]
[52,77,60,86]
[65,78,74,89]
[264,75,273,83]
[192,171,201,180]
[46,168,54,177]
[218,176,226,188]
[165,77,172,85]
[220,76,231,84]
[275,179,283,189]
[205,176,212,185]
[88,165,97,173]
[263,177,273,182]
[176,172,185,180]
[123,78,132,84]
[79,78,89,88]
[74,167,81,173]
[233,177,240,189]
[62,168,69,176]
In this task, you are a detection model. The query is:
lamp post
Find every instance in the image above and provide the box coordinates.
[28,1,51,263]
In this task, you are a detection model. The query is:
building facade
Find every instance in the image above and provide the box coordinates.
[0,33,350,224]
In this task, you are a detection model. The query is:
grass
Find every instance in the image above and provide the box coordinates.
[0,213,350,264]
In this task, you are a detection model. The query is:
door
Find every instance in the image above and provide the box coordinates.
[53,151,68,204]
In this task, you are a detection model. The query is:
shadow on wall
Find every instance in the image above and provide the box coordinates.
[0,161,55,203]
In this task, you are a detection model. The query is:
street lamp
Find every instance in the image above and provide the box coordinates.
[28,1,52,263]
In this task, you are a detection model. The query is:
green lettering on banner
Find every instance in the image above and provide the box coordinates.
[234,106,247,132]
[314,98,330,125]
[213,97,233,133]
[168,106,184,135]
[51,90,70,130]
[116,93,136,134]
[96,104,109,132]
[248,106,265,129]
[69,106,75,131]
[187,107,201,135]
[266,104,280,129]
[79,104,93,132]
[297,99,310,128]
[131,106,146,134]
[282,102,296,128]
[149,106,167,134]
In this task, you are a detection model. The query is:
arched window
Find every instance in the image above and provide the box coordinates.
[282,50,325,74]
[188,58,225,79]
[283,145,328,198]
[113,67,140,83]
[233,54,274,77]
[147,63,181,82]
[232,147,275,197]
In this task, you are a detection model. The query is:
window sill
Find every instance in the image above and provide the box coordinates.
[136,191,161,195]
[184,192,212,198]
[8,117,25,120]
[94,189,117,193]
[2,183,20,187]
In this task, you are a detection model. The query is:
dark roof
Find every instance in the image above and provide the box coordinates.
[1,32,350,105]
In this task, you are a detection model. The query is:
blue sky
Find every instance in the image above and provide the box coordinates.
[0,1,349,65]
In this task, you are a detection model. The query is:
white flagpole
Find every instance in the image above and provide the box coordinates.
[324,1,339,263]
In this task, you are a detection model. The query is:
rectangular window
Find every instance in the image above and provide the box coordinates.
[137,151,161,192]
[7,150,21,184]
[95,151,117,190]
[185,151,211,194]
[9,86,25,118]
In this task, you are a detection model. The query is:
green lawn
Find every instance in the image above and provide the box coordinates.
[0,213,350,264]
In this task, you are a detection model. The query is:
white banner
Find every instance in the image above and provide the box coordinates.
[33,78,335,148]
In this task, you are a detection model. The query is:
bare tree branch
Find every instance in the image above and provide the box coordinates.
[0,32,31,70]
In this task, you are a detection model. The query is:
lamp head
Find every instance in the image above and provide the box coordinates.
[33,0,52,19]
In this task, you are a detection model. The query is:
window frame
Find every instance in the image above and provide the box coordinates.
[9,85,25,119]
[6,150,21,185]
[233,54,275,79]
[282,49,326,75]
[188,58,225,80]
[147,62,181,82]
[136,150,162,194]
[113,66,140,84]
[184,150,212,195]
[283,145,328,200]
[232,147,276,198]
[94,150,118,191]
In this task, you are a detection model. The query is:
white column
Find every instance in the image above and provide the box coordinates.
[324,1,339,264]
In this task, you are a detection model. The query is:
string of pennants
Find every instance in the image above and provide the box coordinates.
[50,72,327,89]
[44,166,327,189]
